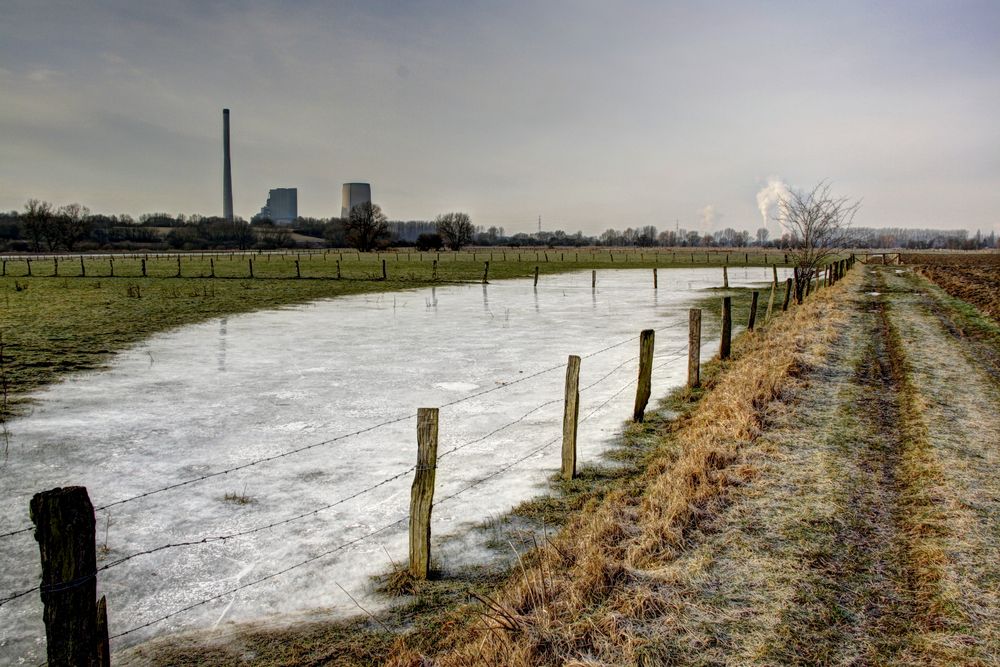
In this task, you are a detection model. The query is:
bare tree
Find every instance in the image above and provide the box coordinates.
[755,227,769,246]
[776,182,860,303]
[345,202,389,252]
[22,199,54,251]
[55,203,91,251]
[435,212,473,250]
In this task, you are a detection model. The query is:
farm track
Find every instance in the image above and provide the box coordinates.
[668,267,1000,665]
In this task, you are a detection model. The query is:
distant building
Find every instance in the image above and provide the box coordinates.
[254,188,298,224]
[341,183,371,219]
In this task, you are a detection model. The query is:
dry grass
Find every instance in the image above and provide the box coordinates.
[383,270,860,666]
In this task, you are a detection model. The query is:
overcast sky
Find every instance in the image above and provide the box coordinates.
[2,1,998,235]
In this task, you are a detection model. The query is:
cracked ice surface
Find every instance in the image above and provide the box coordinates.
[0,267,786,662]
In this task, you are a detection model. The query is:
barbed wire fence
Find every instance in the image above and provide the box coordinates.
[0,298,744,663]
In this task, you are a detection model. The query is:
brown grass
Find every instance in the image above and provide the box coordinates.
[384,270,859,666]
[915,265,1000,321]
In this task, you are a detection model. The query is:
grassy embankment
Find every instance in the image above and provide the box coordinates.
[0,249,788,421]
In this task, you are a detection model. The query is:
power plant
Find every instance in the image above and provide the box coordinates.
[220,110,373,222]
[254,188,298,224]
[222,109,233,221]
[341,183,371,218]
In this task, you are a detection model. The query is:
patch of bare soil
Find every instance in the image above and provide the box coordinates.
[917,265,1000,321]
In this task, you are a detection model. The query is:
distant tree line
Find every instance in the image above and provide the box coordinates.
[1,199,996,252]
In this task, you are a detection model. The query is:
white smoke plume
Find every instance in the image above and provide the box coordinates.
[755,177,791,235]
[698,204,718,230]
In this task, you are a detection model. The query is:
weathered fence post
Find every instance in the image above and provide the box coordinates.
[248,258,254,278]
[295,259,301,279]
[26,259,32,277]
[382,259,387,280]
[80,257,86,277]
[176,256,182,278]
[2,260,6,276]
[31,486,105,667]
[782,277,793,311]
[561,355,581,481]
[722,265,729,288]
[96,595,109,667]
[688,309,701,388]
[653,268,658,289]
[633,329,655,422]
[54,258,58,277]
[409,408,439,579]
[432,259,437,281]
[533,266,539,287]
[591,270,596,289]
[336,259,342,279]
[765,278,777,323]
[210,257,215,278]
[748,290,759,331]
[482,261,489,284]
[720,296,732,360]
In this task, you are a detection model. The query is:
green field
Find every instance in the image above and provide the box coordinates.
[0,248,792,420]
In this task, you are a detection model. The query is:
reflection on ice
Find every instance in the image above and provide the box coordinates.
[0,267,787,661]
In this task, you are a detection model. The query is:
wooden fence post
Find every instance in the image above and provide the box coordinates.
[722,265,729,288]
[561,355,581,481]
[30,486,104,667]
[54,258,59,277]
[765,279,777,323]
[210,257,215,278]
[176,256,182,278]
[80,257,86,277]
[533,266,539,287]
[432,259,437,281]
[782,277,793,311]
[2,260,6,276]
[295,260,301,279]
[482,261,489,284]
[720,297,732,360]
[748,291,759,331]
[26,259,32,277]
[248,258,254,278]
[337,260,342,279]
[382,259,387,280]
[109,259,114,277]
[409,408,439,579]
[688,309,701,388]
[633,329,655,422]
[653,268,658,289]
[592,270,596,289]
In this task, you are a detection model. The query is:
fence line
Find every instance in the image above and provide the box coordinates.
[0,342,688,610]
[98,347,692,640]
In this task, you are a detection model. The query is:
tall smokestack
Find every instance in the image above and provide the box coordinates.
[223,108,233,221]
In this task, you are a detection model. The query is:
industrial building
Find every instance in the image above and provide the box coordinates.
[254,188,298,224]
[222,109,233,221]
[341,183,372,218]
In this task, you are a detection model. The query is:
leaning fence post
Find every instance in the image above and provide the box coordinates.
[782,278,793,311]
[30,486,101,667]
[720,296,732,360]
[765,278,777,323]
[561,355,581,481]
[748,290,759,331]
[633,329,655,422]
[688,309,701,388]
[409,408,438,579]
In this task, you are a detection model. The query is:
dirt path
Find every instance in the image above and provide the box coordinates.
[644,266,999,665]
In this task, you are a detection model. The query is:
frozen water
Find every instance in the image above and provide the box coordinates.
[0,267,787,663]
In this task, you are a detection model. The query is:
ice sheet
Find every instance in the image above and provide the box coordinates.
[0,267,786,663]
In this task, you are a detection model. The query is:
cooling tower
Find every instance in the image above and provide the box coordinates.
[223,109,234,221]
[341,183,372,219]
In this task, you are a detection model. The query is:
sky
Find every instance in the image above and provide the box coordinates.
[1,1,999,236]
